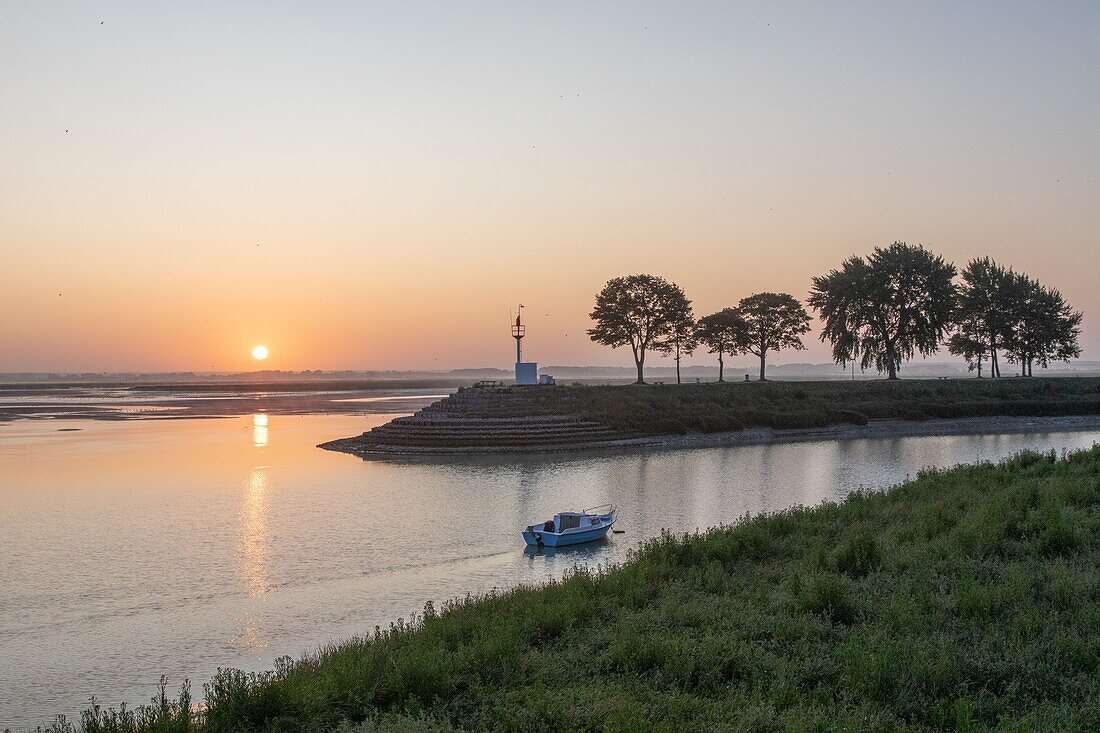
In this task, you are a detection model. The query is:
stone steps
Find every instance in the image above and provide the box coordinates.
[348,386,632,451]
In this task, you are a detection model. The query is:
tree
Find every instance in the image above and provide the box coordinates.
[953,257,1014,377]
[808,242,957,380]
[947,325,988,377]
[588,274,693,384]
[730,292,811,381]
[695,309,743,382]
[1001,273,1082,376]
[655,309,697,384]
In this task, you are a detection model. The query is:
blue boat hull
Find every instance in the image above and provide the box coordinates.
[523,524,611,547]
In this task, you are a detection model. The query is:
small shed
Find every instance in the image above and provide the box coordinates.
[515,362,538,385]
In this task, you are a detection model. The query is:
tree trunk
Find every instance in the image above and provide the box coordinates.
[635,348,645,384]
[717,351,724,382]
[885,341,898,380]
[675,350,682,384]
[758,352,767,382]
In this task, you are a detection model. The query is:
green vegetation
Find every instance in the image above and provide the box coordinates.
[531,376,1100,436]
[36,446,1100,731]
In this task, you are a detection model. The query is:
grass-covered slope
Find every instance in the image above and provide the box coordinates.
[329,377,1100,454]
[49,446,1100,732]
[558,376,1100,435]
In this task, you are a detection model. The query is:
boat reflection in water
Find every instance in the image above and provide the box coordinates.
[523,535,611,558]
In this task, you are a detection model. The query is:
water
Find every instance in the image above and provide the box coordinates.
[2,412,1099,730]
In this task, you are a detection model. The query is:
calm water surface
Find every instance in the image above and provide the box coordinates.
[2,413,1099,729]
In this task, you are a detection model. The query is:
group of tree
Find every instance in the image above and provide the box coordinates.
[948,257,1082,377]
[587,275,811,384]
[588,243,1081,383]
[807,242,958,380]
[808,242,1081,379]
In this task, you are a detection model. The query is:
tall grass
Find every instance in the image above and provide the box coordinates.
[25,445,1100,732]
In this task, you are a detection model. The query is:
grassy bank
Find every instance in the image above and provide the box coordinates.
[38,445,1100,732]
[554,377,1100,435]
[332,377,1100,454]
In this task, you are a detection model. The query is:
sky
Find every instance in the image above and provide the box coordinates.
[1,1,1098,372]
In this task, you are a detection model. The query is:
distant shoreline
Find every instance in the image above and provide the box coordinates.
[320,414,1100,458]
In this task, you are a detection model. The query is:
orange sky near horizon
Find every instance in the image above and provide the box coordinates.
[2,2,1098,373]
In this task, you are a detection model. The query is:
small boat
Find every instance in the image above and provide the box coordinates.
[522,505,617,547]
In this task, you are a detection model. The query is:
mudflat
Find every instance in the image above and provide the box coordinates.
[0,380,461,422]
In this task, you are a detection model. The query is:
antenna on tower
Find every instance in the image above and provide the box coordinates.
[511,304,525,363]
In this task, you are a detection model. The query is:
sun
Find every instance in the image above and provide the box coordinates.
[251,345,269,361]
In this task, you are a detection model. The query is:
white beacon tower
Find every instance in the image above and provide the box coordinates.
[512,305,538,385]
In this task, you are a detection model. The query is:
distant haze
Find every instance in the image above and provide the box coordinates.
[2,2,1097,371]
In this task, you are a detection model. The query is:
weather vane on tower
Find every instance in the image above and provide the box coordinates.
[511,304,525,363]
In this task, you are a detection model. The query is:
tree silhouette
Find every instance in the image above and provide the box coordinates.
[730,292,810,381]
[947,324,988,377]
[953,258,1014,377]
[695,309,743,382]
[656,308,697,384]
[808,242,957,380]
[1002,273,1082,376]
[588,274,693,384]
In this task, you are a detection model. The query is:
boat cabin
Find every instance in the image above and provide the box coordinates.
[539,512,607,533]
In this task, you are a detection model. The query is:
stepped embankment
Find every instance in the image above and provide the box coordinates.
[320,377,1100,457]
[319,384,646,455]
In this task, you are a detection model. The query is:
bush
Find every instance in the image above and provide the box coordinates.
[833,529,881,578]
[793,572,859,625]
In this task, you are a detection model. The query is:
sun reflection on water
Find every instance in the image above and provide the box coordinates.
[234,467,273,651]
[252,413,269,448]
[235,614,269,654]
[238,469,272,598]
